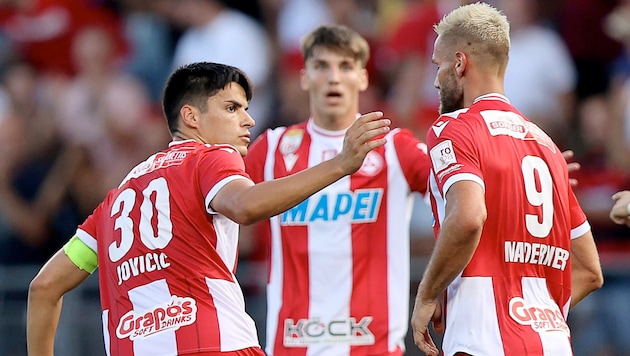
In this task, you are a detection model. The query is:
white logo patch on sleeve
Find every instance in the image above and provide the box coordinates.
[430,140,456,173]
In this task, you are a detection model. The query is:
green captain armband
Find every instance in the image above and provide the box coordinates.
[63,236,98,274]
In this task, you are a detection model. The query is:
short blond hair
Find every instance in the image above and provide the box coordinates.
[434,2,510,64]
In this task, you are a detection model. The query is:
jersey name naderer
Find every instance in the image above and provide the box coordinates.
[116,252,171,285]
[504,241,569,271]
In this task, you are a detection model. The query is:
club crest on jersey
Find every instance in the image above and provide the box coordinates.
[280,129,304,172]
[357,151,384,177]
[116,296,197,340]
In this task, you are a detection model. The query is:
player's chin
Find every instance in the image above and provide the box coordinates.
[237,146,248,157]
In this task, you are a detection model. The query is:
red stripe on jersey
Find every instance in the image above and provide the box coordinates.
[272,129,312,356]
[491,277,544,355]
[350,158,390,356]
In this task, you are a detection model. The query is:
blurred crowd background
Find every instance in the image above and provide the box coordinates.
[1,0,630,355]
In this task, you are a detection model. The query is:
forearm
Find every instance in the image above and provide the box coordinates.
[27,290,63,356]
[570,267,601,308]
[570,232,604,308]
[27,250,91,355]
[416,219,481,301]
[219,157,348,225]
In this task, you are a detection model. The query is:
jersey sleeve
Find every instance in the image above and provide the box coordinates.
[393,128,431,195]
[568,186,590,239]
[197,145,252,213]
[427,115,484,195]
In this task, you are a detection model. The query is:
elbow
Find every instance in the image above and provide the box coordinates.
[226,205,263,226]
[592,270,604,291]
[232,213,259,226]
[29,274,53,300]
[453,212,486,238]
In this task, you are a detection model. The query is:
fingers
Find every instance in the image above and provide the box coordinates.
[566,162,580,174]
[413,328,438,356]
[431,300,444,334]
[562,149,574,160]
[411,298,440,356]
[612,190,630,201]
[345,111,390,153]
[337,111,391,175]
[354,112,391,142]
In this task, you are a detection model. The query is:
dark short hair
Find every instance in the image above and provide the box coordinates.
[162,62,253,134]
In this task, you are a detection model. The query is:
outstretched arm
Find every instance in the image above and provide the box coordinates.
[27,249,91,356]
[213,112,390,225]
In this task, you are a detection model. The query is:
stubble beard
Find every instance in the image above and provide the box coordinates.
[438,71,464,115]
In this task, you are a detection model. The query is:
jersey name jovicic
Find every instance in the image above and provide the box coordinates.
[76,141,260,355]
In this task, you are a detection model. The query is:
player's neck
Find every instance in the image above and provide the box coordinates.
[311,113,357,132]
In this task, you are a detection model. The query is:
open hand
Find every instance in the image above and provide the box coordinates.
[411,297,442,356]
[336,111,390,174]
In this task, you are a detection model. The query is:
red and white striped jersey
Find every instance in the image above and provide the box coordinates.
[426,94,590,355]
[244,119,431,356]
[76,140,262,356]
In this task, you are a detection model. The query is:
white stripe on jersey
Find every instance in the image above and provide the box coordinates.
[305,125,353,356]
[522,277,572,355]
[263,126,285,356]
[103,310,111,356]
[443,276,504,355]
[206,277,260,351]
[128,279,177,355]
[384,129,413,353]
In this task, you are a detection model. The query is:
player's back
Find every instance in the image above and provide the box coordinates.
[427,94,588,355]
[80,141,260,355]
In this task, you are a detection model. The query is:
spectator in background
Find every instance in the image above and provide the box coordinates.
[117,0,175,103]
[0,0,127,77]
[498,0,577,149]
[53,25,168,215]
[164,0,274,138]
[0,60,83,265]
[604,0,630,173]
[558,0,623,100]
[571,94,630,245]
[375,0,462,139]
[568,94,630,356]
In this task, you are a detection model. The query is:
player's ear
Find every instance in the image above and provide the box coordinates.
[455,52,466,77]
[180,104,198,128]
[358,68,369,92]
